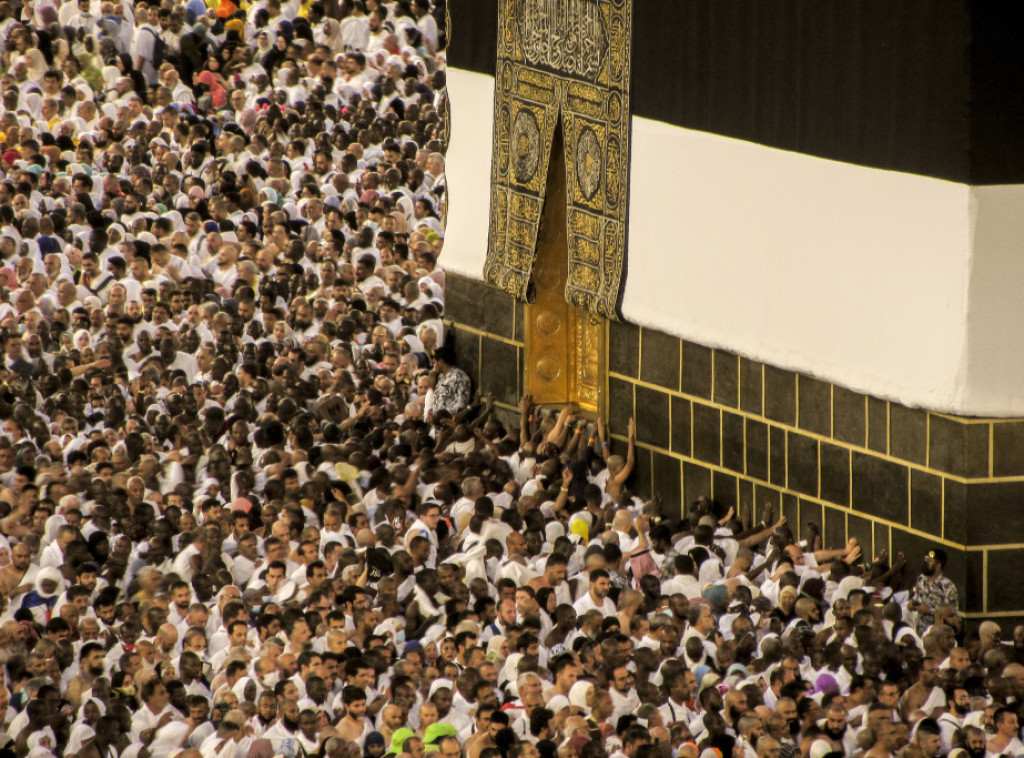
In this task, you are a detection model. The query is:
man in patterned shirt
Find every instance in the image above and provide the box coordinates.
[909,548,959,635]
[428,344,471,421]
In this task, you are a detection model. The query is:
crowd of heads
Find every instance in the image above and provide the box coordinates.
[0,2,1001,758]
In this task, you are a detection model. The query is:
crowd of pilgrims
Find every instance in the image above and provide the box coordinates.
[0,2,1004,758]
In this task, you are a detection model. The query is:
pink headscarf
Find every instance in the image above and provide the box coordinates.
[196,71,227,108]
[389,210,408,234]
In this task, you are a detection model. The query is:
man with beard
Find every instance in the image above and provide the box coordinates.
[0,621,28,667]
[962,726,987,758]
[250,690,279,737]
[93,587,119,634]
[158,335,198,383]
[909,549,958,635]
[263,698,302,757]
[335,685,372,744]
[863,719,901,758]
[66,642,106,708]
[379,703,406,744]
[820,703,856,756]
[179,651,212,700]
[898,656,942,721]
[736,716,765,758]
[291,300,319,340]
[76,253,114,302]
[527,555,571,606]
[937,686,969,753]
[771,698,801,758]
[0,542,38,604]
[987,708,1023,756]
[607,664,640,727]
[168,580,192,626]
[723,690,749,732]
[125,329,155,373]
[913,719,942,758]
[659,666,697,727]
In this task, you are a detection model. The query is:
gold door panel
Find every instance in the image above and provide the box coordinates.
[525,127,605,413]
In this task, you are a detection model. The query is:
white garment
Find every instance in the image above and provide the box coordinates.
[572,591,616,616]
[171,543,201,582]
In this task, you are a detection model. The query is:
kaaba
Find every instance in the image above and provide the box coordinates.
[441,1,1024,622]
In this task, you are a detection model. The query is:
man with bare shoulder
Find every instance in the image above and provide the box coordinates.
[0,543,37,606]
[334,686,372,744]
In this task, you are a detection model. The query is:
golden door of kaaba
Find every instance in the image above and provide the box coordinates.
[524,127,606,413]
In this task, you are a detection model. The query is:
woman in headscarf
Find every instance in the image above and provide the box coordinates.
[73,329,92,353]
[18,567,62,625]
[316,18,345,56]
[253,29,275,67]
[162,210,187,234]
[224,17,245,43]
[813,673,839,698]
[66,698,106,756]
[567,680,594,715]
[363,732,386,758]
[389,210,409,235]
[271,319,294,346]
[194,70,228,110]
[418,276,443,304]
[8,29,48,83]
[100,60,122,99]
[205,53,233,90]
[774,585,799,624]
[26,728,58,758]
[260,33,288,75]
[75,44,105,95]
[21,92,42,120]
[115,53,147,103]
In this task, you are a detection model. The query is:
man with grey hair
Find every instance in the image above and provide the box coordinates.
[451,476,484,525]
[425,152,446,192]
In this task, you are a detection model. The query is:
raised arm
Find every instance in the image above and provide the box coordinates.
[811,537,860,564]
[596,416,611,461]
[737,515,789,549]
[546,406,575,448]
[563,419,587,458]
[519,394,534,448]
[609,418,636,486]
[551,467,573,514]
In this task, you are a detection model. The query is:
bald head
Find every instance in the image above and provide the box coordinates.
[1004,663,1024,681]
[157,623,179,647]
[755,737,780,758]
[980,621,1002,646]
[563,715,589,737]
[678,744,700,758]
